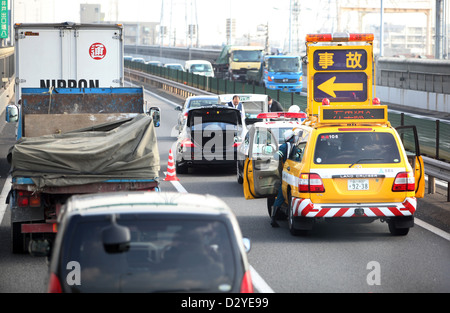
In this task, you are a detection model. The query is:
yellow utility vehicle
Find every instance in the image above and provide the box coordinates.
[243,33,425,236]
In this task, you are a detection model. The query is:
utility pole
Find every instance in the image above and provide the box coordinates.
[436,0,443,59]
[380,0,384,57]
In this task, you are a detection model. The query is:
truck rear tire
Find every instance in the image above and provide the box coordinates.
[11,222,26,254]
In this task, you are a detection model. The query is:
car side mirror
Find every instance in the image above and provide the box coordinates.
[148,106,161,127]
[242,237,251,253]
[6,104,18,123]
[102,215,130,254]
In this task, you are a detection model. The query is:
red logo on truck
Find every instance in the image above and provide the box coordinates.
[89,43,107,60]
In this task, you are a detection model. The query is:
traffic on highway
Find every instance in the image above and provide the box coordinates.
[0,19,449,299]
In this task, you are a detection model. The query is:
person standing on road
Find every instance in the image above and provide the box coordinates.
[228,95,243,111]
[271,129,296,228]
[268,96,284,112]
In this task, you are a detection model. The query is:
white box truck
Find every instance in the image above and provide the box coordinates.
[14,22,124,106]
[6,23,163,254]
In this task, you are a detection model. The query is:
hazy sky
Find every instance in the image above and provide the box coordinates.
[13,0,432,47]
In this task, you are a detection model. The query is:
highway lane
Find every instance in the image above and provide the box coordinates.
[0,87,449,293]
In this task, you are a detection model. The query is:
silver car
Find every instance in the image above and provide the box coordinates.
[38,191,253,293]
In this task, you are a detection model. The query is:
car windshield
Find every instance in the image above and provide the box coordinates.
[64,216,236,292]
[267,58,301,72]
[166,64,183,70]
[190,64,212,73]
[187,99,219,109]
[188,109,241,127]
[243,101,266,126]
[313,132,401,165]
[232,50,263,62]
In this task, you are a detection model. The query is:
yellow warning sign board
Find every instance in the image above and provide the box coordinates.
[306,33,374,116]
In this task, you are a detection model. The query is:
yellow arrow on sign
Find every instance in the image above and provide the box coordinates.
[317,76,364,98]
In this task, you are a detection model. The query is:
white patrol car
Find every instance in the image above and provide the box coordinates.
[236,112,306,193]
[218,94,269,129]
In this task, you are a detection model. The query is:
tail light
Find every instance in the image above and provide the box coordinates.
[392,172,415,192]
[240,270,254,293]
[233,142,241,148]
[17,191,41,207]
[48,273,62,293]
[299,173,325,193]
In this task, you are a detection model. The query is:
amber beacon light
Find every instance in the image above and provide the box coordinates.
[306,33,374,42]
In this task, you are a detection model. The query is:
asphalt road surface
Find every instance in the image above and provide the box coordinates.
[0,85,449,294]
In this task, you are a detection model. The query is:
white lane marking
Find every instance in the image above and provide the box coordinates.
[163,172,188,193]
[162,171,274,292]
[0,175,11,224]
[144,88,180,108]
[415,218,450,242]
[250,265,275,293]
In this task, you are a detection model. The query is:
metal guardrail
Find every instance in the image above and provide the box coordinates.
[423,156,450,201]
[126,66,450,202]
[125,68,214,98]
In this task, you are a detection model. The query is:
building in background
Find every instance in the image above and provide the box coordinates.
[80,3,105,23]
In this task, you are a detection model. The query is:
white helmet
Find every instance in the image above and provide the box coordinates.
[283,129,295,142]
[288,105,300,113]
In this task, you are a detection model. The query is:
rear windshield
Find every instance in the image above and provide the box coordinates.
[63,217,236,293]
[187,99,219,109]
[313,132,401,165]
[188,109,240,127]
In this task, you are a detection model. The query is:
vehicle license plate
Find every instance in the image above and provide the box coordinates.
[348,179,369,190]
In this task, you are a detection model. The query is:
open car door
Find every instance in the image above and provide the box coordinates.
[396,125,425,198]
[243,127,281,199]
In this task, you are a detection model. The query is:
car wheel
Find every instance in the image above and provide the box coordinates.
[388,220,410,236]
[288,192,307,236]
[176,161,188,174]
[11,222,26,254]
[236,162,243,184]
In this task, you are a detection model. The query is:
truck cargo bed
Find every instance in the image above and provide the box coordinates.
[8,114,160,189]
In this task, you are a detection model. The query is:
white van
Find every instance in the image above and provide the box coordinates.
[184,60,215,78]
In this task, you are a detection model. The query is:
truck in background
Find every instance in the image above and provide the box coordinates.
[213,45,265,82]
[247,55,303,93]
[5,22,161,253]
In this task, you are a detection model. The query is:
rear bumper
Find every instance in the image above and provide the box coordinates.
[291,197,416,218]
